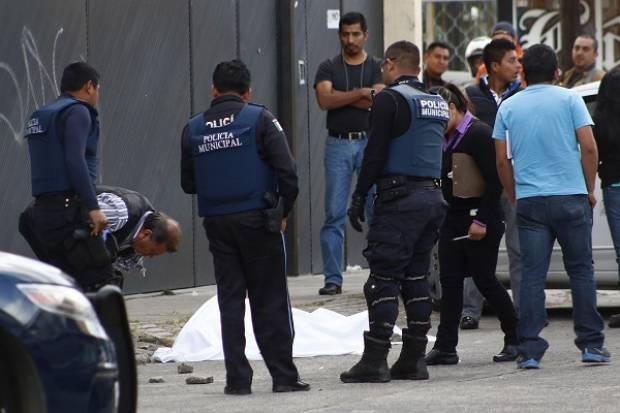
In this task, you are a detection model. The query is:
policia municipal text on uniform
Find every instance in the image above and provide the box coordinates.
[180,60,309,395]
[342,41,448,383]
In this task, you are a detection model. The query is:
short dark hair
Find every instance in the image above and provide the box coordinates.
[339,12,367,32]
[522,44,558,85]
[385,41,420,70]
[143,212,180,253]
[426,41,451,54]
[60,62,100,93]
[212,59,251,94]
[483,38,516,75]
[575,33,598,52]
[430,83,471,114]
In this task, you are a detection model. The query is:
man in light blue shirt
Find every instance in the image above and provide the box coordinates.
[494,44,609,369]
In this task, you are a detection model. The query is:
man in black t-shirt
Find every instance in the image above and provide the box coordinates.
[314,12,384,296]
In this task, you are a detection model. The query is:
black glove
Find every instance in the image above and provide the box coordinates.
[347,193,366,232]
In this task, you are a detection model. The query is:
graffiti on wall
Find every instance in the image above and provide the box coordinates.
[0,27,64,145]
[517,0,620,70]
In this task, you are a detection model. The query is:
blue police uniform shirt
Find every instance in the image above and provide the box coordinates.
[493,84,593,199]
[188,103,277,217]
[383,83,449,179]
[25,96,100,209]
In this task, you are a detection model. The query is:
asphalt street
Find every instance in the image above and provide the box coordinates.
[128,271,620,412]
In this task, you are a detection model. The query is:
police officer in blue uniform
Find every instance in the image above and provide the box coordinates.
[181,60,309,395]
[341,41,448,383]
[20,62,111,292]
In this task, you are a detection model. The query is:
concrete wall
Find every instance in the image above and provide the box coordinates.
[0,0,385,293]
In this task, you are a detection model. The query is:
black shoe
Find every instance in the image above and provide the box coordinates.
[493,344,519,362]
[318,283,342,295]
[609,314,620,328]
[425,349,459,365]
[390,328,429,380]
[340,332,391,383]
[459,316,479,330]
[273,380,311,393]
[224,386,251,395]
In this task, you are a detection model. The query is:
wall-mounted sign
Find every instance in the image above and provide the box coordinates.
[327,9,340,29]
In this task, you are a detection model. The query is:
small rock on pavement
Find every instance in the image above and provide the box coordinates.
[177,362,194,374]
[186,376,214,385]
[148,377,165,383]
[137,334,158,344]
[135,353,151,365]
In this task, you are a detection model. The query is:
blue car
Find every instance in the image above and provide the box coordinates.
[0,252,136,413]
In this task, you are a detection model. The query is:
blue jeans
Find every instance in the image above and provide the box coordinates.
[517,195,605,360]
[320,136,374,286]
[603,186,620,283]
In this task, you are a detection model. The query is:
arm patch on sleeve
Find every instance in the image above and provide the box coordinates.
[272,118,284,133]
[416,97,450,121]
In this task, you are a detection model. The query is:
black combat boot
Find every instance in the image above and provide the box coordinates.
[389,328,429,380]
[340,332,391,383]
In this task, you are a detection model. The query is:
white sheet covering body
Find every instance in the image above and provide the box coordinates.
[153,296,435,363]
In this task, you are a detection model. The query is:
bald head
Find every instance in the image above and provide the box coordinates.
[161,216,181,253]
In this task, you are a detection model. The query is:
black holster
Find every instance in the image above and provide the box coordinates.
[262,192,284,233]
[376,176,409,203]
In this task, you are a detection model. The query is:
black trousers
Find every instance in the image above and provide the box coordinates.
[362,187,447,341]
[435,210,518,352]
[203,210,298,388]
[18,199,116,292]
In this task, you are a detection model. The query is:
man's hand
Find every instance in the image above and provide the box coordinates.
[281,217,288,233]
[88,209,108,236]
[358,87,373,101]
[347,193,366,232]
[468,221,487,241]
[588,192,597,208]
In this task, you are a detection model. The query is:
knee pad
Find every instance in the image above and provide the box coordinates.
[364,275,399,339]
[401,274,431,333]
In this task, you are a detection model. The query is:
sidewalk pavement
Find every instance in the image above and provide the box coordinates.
[126,269,620,364]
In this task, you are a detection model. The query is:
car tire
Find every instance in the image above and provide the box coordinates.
[0,352,16,413]
[0,328,46,413]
